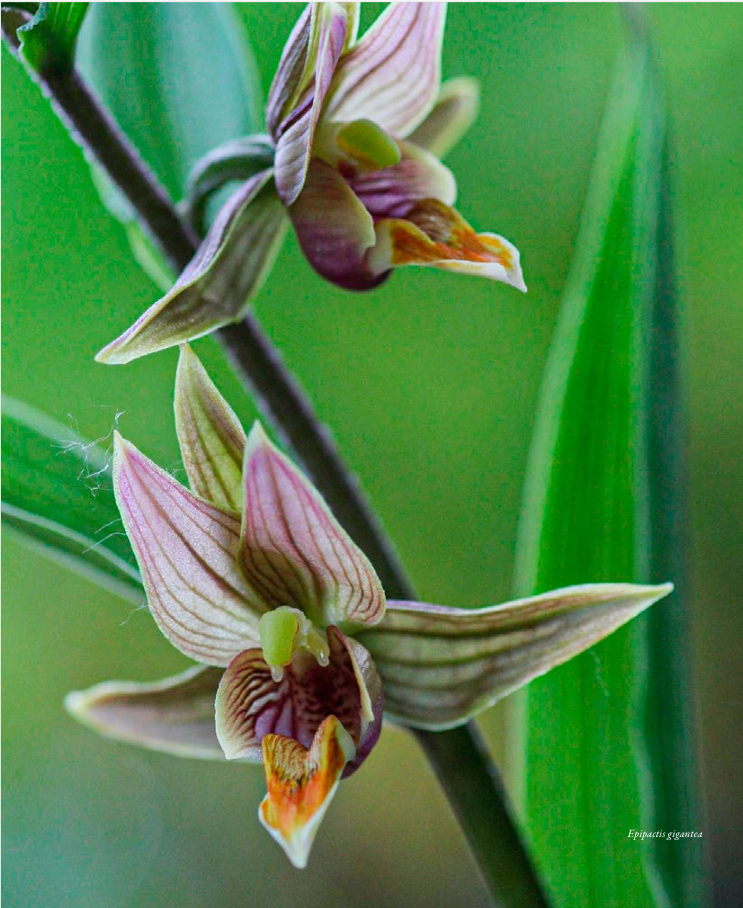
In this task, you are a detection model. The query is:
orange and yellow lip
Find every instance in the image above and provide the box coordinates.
[259,715,356,868]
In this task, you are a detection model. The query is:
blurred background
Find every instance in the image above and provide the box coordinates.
[3,4,742,907]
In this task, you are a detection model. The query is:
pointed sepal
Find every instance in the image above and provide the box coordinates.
[273,3,349,205]
[239,422,386,629]
[113,432,266,665]
[174,345,246,512]
[97,171,286,364]
[65,666,225,760]
[407,76,480,158]
[323,3,447,139]
[359,583,672,729]
[259,715,355,868]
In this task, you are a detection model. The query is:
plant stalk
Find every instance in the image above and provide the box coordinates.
[3,20,551,907]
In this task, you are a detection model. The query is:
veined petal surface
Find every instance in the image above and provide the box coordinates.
[239,423,386,630]
[349,140,456,218]
[266,3,316,136]
[97,171,286,364]
[367,198,527,291]
[113,434,267,666]
[65,666,225,760]
[273,3,349,205]
[259,715,355,868]
[407,76,480,158]
[323,3,447,138]
[359,583,672,729]
[215,627,382,773]
[175,345,246,512]
[289,158,382,290]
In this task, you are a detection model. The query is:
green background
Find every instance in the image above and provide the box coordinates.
[3,4,742,906]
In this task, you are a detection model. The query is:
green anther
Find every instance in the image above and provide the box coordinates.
[336,119,401,170]
[259,607,331,682]
[259,608,300,676]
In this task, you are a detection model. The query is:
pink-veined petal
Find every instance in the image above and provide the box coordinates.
[323,3,447,138]
[407,76,480,158]
[367,198,527,292]
[65,666,225,760]
[215,626,382,775]
[113,433,268,666]
[289,158,383,290]
[174,345,246,512]
[266,3,315,136]
[273,3,349,205]
[97,171,286,364]
[239,423,386,629]
[259,715,355,868]
[349,140,456,219]
[358,583,672,729]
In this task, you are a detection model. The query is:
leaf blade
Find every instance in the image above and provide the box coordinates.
[1,397,141,601]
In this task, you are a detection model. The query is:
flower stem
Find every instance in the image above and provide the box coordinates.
[3,21,550,907]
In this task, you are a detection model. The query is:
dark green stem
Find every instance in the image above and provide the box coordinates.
[3,19,550,907]
[416,725,549,908]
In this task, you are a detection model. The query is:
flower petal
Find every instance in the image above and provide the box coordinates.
[215,627,382,773]
[358,583,672,729]
[367,198,527,292]
[97,171,287,364]
[174,345,246,512]
[266,3,315,137]
[239,422,386,629]
[349,140,456,219]
[113,433,267,666]
[323,2,447,138]
[273,4,349,205]
[65,666,225,760]
[289,158,382,290]
[259,715,355,868]
[407,76,480,158]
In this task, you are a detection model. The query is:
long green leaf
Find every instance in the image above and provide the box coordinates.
[2,398,141,602]
[511,26,704,908]
[75,2,262,286]
[76,2,261,201]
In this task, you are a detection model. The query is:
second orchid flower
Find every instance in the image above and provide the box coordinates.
[98,2,526,364]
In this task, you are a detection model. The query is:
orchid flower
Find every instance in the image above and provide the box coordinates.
[67,348,670,866]
[98,2,526,365]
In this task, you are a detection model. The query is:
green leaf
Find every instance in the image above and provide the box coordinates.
[2,397,141,603]
[17,2,89,73]
[76,2,262,203]
[510,24,704,908]
[75,3,263,285]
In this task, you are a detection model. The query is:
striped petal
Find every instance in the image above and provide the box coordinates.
[97,171,287,364]
[266,3,315,137]
[65,666,225,760]
[215,627,382,773]
[273,3,349,205]
[407,76,480,158]
[113,433,268,666]
[358,583,672,729]
[239,422,386,630]
[367,198,527,292]
[323,3,447,139]
[349,140,456,218]
[260,715,355,868]
[289,158,382,290]
[174,345,246,512]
